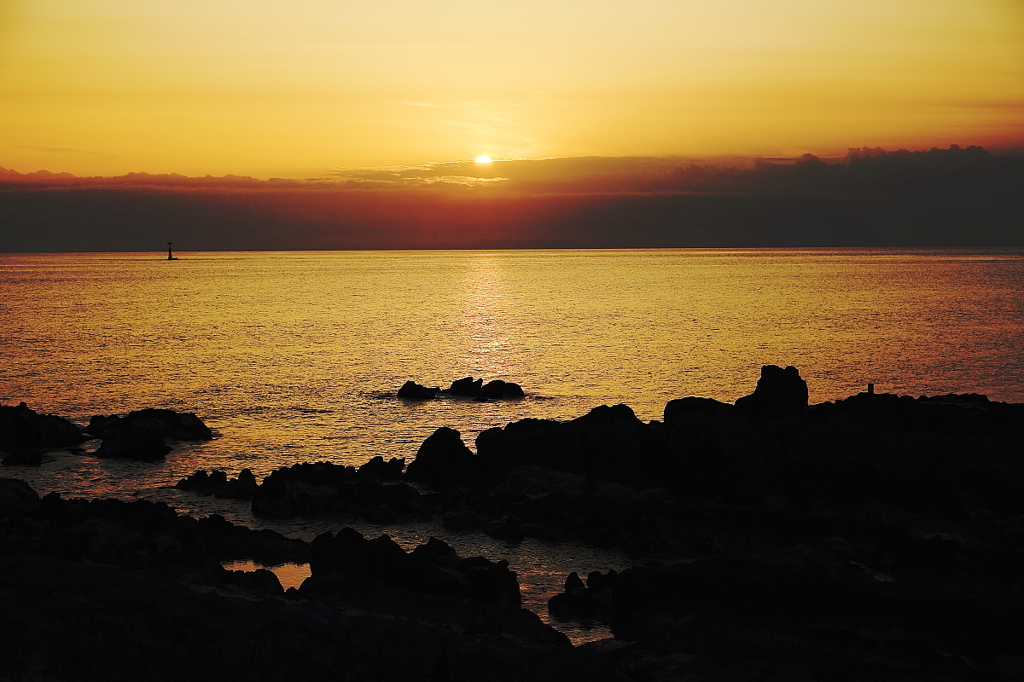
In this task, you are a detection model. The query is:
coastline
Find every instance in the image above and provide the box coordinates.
[3,366,1023,679]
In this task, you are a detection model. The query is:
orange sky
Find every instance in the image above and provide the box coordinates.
[2,0,1022,178]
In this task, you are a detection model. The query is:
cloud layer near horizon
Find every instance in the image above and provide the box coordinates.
[2,149,1021,251]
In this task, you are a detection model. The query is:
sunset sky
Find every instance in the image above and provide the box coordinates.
[2,0,1023,178]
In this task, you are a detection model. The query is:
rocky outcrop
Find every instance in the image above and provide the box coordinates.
[0,480,620,682]
[448,377,526,399]
[93,429,172,461]
[0,403,85,463]
[476,405,651,488]
[734,364,809,423]
[662,396,734,421]
[86,408,213,441]
[397,380,439,399]
[0,553,626,682]
[175,468,259,499]
[398,377,526,400]
[550,516,1024,680]
[83,408,212,461]
[548,570,617,621]
[356,455,405,482]
[404,427,480,485]
[251,460,421,519]
[309,530,522,608]
[0,477,40,517]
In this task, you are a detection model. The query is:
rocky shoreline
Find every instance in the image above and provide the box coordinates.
[2,366,1023,680]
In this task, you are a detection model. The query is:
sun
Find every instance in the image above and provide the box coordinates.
[474,155,493,163]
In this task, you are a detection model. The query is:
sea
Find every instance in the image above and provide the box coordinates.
[2,247,1023,642]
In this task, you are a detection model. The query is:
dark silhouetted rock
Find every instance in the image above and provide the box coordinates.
[356,455,405,481]
[94,429,172,461]
[0,477,40,518]
[0,480,625,682]
[1,449,43,466]
[397,381,438,399]
[0,402,85,453]
[548,571,602,620]
[175,468,260,499]
[734,364,809,423]
[176,469,228,492]
[251,461,426,520]
[308,528,521,607]
[485,515,525,543]
[86,408,213,441]
[480,380,526,399]
[663,396,735,421]
[447,376,484,396]
[404,427,479,485]
[400,377,525,400]
[216,468,259,499]
[475,405,651,489]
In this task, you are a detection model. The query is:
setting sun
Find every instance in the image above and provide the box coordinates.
[475,156,493,164]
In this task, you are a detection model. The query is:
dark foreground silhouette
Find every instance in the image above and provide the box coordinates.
[3,366,1024,680]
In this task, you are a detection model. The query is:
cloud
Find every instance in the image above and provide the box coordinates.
[2,146,1021,252]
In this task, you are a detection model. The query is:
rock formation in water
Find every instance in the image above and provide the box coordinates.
[251,458,416,521]
[0,402,85,465]
[86,407,213,441]
[398,377,525,400]
[94,429,173,460]
[83,408,213,461]
[175,468,260,499]
[397,380,440,399]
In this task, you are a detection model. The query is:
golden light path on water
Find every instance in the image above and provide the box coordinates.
[2,248,1023,642]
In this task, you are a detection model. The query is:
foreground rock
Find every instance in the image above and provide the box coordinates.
[307,531,528,613]
[547,513,1024,680]
[0,480,621,681]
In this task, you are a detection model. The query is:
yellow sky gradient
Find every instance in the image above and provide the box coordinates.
[1,0,1022,177]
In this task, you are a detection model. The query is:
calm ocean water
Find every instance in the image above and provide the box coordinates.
[3,247,1023,640]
